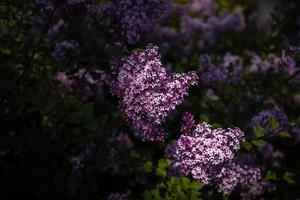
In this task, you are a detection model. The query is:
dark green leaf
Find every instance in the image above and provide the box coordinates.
[253,126,265,138]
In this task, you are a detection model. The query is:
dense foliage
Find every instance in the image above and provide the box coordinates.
[1,0,300,199]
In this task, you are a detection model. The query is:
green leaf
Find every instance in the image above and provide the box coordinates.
[283,171,295,184]
[156,168,166,177]
[269,117,279,131]
[143,161,153,173]
[199,114,209,122]
[264,170,277,181]
[180,177,190,190]
[190,191,200,200]
[129,150,140,158]
[279,131,291,138]
[157,159,171,169]
[253,126,265,138]
[297,116,300,125]
[212,123,222,128]
[144,191,152,200]
[252,139,265,147]
[191,180,202,190]
[242,141,252,151]
[82,103,93,116]
[156,159,171,177]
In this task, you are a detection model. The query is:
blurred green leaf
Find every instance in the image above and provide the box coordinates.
[269,117,279,131]
[242,141,252,151]
[212,123,222,128]
[279,131,291,138]
[283,172,295,184]
[143,161,153,173]
[264,170,277,181]
[199,114,209,123]
[252,139,265,147]
[156,159,171,177]
[297,116,300,125]
[254,126,265,138]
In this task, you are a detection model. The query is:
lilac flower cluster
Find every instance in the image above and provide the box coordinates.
[47,19,68,39]
[102,0,171,44]
[259,143,284,168]
[167,113,263,196]
[54,69,106,99]
[151,0,245,47]
[54,72,76,93]
[107,192,128,200]
[70,142,97,170]
[181,8,245,46]
[108,44,198,141]
[216,163,263,196]
[249,106,289,134]
[167,119,244,183]
[199,53,244,85]
[116,132,134,150]
[181,112,196,135]
[250,52,300,82]
[53,40,80,62]
[189,0,217,16]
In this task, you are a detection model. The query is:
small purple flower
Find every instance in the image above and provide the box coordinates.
[47,19,68,39]
[116,132,134,149]
[199,53,244,84]
[53,40,80,62]
[54,72,76,92]
[181,112,196,135]
[216,163,263,196]
[107,192,128,200]
[259,143,284,168]
[250,52,298,81]
[102,0,171,44]
[249,106,289,134]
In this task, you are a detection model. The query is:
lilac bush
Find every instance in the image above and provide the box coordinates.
[1,0,300,199]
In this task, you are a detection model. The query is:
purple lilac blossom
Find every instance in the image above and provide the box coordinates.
[54,69,106,99]
[291,126,300,142]
[107,193,128,200]
[116,132,134,149]
[148,0,244,47]
[199,53,244,84]
[189,0,217,16]
[181,112,196,135]
[53,40,80,62]
[54,72,76,93]
[107,44,198,141]
[70,155,84,170]
[179,1,245,46]
[47,19,68,39]
[259,143,284,168]
[250,52,299,82]
[216,163,263,196]
[102,0,171,44]
[166,113,264,196]
[249,106,289,134]
[167,119,245,184]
